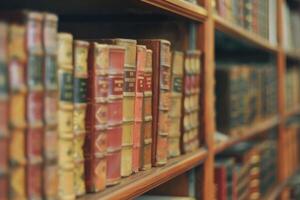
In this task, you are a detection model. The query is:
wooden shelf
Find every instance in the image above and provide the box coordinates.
[78,148,207,200]
[214,14,278,52]
[141,0,207,22]
[286,50,300,61]
[285,105,300,119]
[214,116,279,154]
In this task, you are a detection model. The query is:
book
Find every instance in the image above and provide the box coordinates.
[132,45,146,173]
[106,45,125,186]
[73,40,89,196]
[57,33,75,200]
[0,21,9,200]
[25,12,44,200]
[181,50,201,153]
[42,12,59,200]
[8,23,27,200]
[99,38,137,177]
[85,43,108,192]
[141,49,153,170]
[168,51,184,157]
[139,39,171,166]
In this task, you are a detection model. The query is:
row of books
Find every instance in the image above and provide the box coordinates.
[283,172,300,200]
[285,67,300,112]
[215,134,277,200]
[0,10,202,200]
[213,0,277,44]
[283,1,300,51]
[215,65,277,136]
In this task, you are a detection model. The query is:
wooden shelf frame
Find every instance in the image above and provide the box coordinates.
[285,105,300,118]
[78,148,207,200]
[286,50,300,61]
[141,0,207,22]
[214,14,279,53]
[214,116,280,154]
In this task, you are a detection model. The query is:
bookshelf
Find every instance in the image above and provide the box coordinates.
[0,0,299,199]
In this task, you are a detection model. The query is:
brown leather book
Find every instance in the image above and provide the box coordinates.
[106,45,125,185]
[8,22,27,200]
[57,33,75,200]
[73,40,89,196]
[0,21,9,200]
[141,49,153,170]
[168,51,184,158]
[132,45,146,173]
[85,43,108,192]
[42,12,58,200]
[138,39,171,166]
[181,50,202,153]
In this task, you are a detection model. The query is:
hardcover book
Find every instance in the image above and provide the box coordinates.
[132,45,146,173]
[57,32,75,200]
[73,40,89,196]
[169,51,184,157]
[42,12,59,200]
[139,39,171,166]
[141,49,153,170]
[85,43,108,192]
[181,50,201,153]
[106,45,125,185]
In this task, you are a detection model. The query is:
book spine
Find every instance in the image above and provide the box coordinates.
[42,13,59,200]
[132,45,145,173]
[168,51,184,158]
[182,51,201,153]
[106,45,125,186]
[0,21,9,200]
[115,39,137,177]
[214,165,227,200]
[25,12,44,200]
[8,23,27,200]
[141,49,153,170]
[73,40,89,196]
[156,40,171,166]
[85,43,108,192]
[57,33,75,200]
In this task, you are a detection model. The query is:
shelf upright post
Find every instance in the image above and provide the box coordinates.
[197,0,215,199]
[276,0,287,189]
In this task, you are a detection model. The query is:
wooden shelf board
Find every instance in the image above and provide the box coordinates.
[141,0,207,22]
[78,148,207,200]
[286,50,300,61]
[214,14,278,52]
[214,116,279,154]
[285,105,300,119]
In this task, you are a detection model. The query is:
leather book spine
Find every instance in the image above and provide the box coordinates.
[181,50,201,153]
[8,23,27,200]
[214,165,227,200]
[42,13,58,200]
[141,49,153,170]
[106,45,125,186]
[57,33,75,200]
[113,39,136,177]
[73,40,89,196]
[138,39,171,166]
[85,43,108,192]
[25,12,44,200]
[168,51,184,158]
[132,45,145,173]
[0,22,9,200]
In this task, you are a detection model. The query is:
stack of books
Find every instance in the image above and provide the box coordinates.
[0,10,204,199]
[215,65,277,136]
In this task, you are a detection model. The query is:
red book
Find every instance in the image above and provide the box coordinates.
[214,164,227,200]
[106,45,125,186]
[132,45,146,173]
